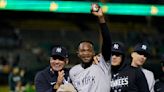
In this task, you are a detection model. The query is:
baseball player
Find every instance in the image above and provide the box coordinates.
[69,3,111,92]
[34,45,74,92]
[110,42,150,92]
[131,42,155,92]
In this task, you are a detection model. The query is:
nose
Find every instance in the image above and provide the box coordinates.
[140,55,146,60]
[83,51,90,54]
[82,51,91,57]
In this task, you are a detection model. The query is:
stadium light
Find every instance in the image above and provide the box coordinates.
[0,0,164,16]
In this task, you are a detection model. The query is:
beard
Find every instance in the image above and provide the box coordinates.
[81,58,93,69]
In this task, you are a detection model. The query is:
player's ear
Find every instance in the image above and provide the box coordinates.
[76,51,80,57]
[131,52,135,58]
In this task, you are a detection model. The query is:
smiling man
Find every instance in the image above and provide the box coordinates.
[34,45,70,92]
[69,4,111,92]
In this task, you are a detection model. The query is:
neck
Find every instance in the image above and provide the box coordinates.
[50,68,58,76]
[112,65,121,72]
[132,65,142,68]
[81,60,92,69]
[131,60,139,67]
[50,66,60,74]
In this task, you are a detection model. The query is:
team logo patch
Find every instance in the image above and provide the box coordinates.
[113,44,119,49]
[56,47,62,53]
[141,45,147,50]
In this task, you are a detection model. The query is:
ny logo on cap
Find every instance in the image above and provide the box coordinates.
[56,47,62,53]
[113,44,119,49]
[141,45,147,50]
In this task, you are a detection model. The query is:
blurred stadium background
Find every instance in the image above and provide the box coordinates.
[0,0,164,91]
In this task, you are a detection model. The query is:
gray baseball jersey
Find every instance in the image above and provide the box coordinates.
[142,68,155,92]
[69,54,111,92]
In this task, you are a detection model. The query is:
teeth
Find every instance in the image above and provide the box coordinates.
[84,57,89,59]
[55,65,60,67]
[84,58,89,60]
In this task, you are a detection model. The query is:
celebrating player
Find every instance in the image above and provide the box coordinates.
[34,45,71,92]
[69,3,111,92]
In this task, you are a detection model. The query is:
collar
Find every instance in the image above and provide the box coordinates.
[48,66,58,77]
[81,59,93,69]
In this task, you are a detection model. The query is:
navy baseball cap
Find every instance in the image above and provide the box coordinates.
[133,43,150,57]
[111,42,125,55]
[51,46,68,58]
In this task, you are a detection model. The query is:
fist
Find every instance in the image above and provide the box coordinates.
[91,3,100,12]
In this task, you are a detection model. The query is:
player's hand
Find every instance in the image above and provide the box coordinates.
[57,83,77,92]
[91,3,103,17]
[93,54,101,64]
[56,70,65,85]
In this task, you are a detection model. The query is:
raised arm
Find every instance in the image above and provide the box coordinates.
[91,4,111,61]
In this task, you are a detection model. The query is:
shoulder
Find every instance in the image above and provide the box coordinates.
[69,64,81,77]
[64,68,70,72]
[128,66,141,71]
[35,71,44,82]
[142,68,154,75]
[142,68,155,79]
[35,70,44,78]
[99,54,110,64]
[129,66,144,76]
[35,67,49,80]
[70,64,81,71]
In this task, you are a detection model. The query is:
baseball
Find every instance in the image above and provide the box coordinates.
[92,4,99,12]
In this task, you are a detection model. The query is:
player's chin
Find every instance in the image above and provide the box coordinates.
[138,60,145,64]
[52,67,63,71]
[112,62,120,66]
[82,59,92,63]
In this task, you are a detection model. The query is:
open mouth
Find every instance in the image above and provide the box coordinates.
[53,64,62,69]
[83,57,91,60]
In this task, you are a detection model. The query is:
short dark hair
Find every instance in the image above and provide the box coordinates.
[77,40,94,50]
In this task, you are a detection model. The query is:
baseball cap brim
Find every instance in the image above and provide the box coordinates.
[51,55,66,61]
[112,50,124,55]
[135,51,150,57]
[51,53,67,58]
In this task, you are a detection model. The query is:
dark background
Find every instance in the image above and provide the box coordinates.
[0,0,164,91]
